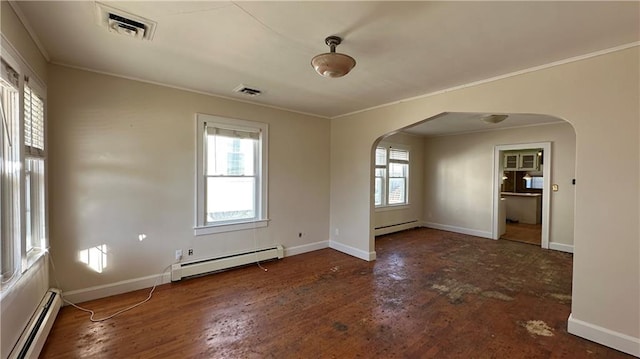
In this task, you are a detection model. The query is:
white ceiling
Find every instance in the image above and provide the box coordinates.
[13,1,640,123]
[402,113,564,137]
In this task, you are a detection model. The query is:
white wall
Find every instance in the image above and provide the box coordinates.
[373,132,425,233]
[422,122,576,246]
[47,64,330,298]
[0,3,50,358]
[330,46,639,354]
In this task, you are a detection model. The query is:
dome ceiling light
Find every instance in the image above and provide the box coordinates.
[480,114,509,124]
[311,36,356,78]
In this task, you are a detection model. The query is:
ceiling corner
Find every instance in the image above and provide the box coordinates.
[7,0,51,62]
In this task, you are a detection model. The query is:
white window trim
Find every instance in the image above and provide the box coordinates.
[375,204,411,212]
[375,142,410,208]
[194,114,269,235]
[0,35,48,291]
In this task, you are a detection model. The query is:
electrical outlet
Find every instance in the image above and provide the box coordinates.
[175,249,183,261]
[188,249,193,256]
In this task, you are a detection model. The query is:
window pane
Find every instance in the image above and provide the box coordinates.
[24,86,44,152]
[1,82,20,279]
[374,178,383,206]
[25,158,45,250]
[526,176,544,189]
[389,148,409,161]
[388,178,406,205]
[207,135,255,176]
[206,177,256,222]
[389,163,407,177]
[375,147,386,166]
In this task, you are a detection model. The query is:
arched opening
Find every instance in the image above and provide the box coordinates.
[371,112,576,255]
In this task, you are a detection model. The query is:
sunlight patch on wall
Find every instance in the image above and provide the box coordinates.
[79,244,108,273]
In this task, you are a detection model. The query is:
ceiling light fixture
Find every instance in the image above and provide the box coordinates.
[481,114,509,124]
[311,36,356,78]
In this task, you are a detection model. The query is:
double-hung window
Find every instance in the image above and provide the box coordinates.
[375,144,409,207]
[1,59,21,283]
[24,84,46,252]
[195,114,268,235]
[1,53,47,286]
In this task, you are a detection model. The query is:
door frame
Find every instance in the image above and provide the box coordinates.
[492,142,551,248]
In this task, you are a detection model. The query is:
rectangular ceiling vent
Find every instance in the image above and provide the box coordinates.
[96,2,157,41]
[234,84,262,97]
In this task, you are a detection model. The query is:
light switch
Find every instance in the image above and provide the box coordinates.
[552,184,559,192]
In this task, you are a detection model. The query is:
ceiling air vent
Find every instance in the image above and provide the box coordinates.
[96,2,157,40]
[234,85,262,97]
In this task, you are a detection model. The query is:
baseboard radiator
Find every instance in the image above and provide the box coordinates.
[375,220,420,236]
[9,288,62,359]
[171,245,284,281]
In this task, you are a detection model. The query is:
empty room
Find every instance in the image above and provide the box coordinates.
[1,2,638,358]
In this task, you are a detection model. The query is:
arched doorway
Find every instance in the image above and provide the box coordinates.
[371,112,576,254]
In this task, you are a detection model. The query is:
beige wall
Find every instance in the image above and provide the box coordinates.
[422,122,576,246]
[330,47,639,349]
[1,1,47,83]
[373,132,425,230]
[48,64,330,292]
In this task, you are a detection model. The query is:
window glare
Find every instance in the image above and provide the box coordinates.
[388,178,406,204]
[389,163,407,177]
[375,148,387,166]
[207,135,256,176]
[207,177,256,222]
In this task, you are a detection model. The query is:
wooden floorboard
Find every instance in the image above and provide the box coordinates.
[501,222,542,246]
[40,228,632,358]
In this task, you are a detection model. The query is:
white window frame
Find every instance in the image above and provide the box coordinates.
[1,37,48,292]
[375,143,410,209]
[194,114,268,235]
[24,82,46,254]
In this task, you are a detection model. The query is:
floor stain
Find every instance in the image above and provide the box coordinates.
[522,320,554,337]
[549,293,572,302]
[481,291,513,301]
[333,322,348,332]
[431,278,481,303]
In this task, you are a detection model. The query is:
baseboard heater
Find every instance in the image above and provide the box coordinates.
[9,288,62,359]
[375,220,420,236]
[171,245,284,281]
[375,220,419,230]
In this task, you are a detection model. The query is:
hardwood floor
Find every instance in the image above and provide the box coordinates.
[501,222,542,246]
[41,228,631,358]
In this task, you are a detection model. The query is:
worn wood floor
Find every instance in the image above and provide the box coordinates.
[41,228,631,358]
[502,222,542,246]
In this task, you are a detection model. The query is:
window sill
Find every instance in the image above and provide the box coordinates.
[194,219,270,236]
[375,204,411,212]
[26,248,47,269]
[1,248,47,297]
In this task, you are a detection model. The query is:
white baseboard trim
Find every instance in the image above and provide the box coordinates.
[284,240,329,257]
[422,222,493,239]
[568,313,640,357]
[63,243,335,304]
[549,242,574,253]
[62,271,172,304]
[330,240,376,261]
[374,221,420,236]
